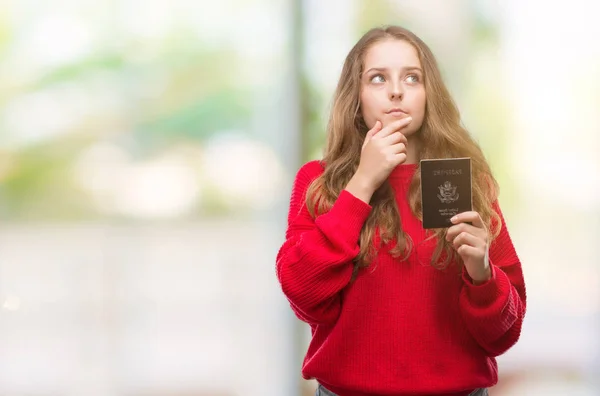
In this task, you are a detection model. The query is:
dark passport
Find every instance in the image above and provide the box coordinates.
[420,158,472,229]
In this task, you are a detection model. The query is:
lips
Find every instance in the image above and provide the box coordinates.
[386,108,408,116]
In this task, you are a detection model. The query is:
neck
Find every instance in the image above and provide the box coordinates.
[405,134,421,165]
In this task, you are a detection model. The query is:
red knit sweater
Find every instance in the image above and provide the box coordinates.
[276,160,526,396]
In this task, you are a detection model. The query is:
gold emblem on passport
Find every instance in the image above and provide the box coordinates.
[438,181,459,204]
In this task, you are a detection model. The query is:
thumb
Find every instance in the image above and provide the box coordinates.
[363,121,382,148]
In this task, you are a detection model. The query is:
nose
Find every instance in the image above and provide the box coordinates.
[389,80,403,101]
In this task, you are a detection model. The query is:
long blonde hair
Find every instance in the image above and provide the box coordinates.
[305,26,501,275]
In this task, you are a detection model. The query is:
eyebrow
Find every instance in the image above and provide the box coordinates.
[364,66,423,74]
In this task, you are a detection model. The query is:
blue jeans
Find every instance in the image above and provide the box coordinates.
[316,384,489,396]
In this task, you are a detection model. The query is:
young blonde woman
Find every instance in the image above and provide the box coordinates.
[276,26,526,396]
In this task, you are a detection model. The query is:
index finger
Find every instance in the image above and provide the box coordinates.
[374,117,412,138]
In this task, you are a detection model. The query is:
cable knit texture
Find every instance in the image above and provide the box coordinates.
[276,160,526,396]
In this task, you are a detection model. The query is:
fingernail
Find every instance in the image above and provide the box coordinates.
[451,216,458,223]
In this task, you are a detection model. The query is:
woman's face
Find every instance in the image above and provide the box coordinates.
[359,39,426,137]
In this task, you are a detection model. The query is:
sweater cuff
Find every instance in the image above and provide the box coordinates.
[308,189,372,254]
[462,262,511,308]
[321,189,371,234]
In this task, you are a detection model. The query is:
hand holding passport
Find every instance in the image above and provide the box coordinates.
[420,158,472,229]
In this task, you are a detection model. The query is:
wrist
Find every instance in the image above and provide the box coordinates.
[470,266,492,285]
[345,172,375,204]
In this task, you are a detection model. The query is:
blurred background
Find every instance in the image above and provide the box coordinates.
[0,0,599,395]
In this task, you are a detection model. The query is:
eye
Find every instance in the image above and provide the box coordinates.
[406,74,420,83]
[370,74,385,83]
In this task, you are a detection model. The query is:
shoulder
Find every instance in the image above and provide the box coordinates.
[289,160,325,200]
[293,160,325,184]
[287,160,325,215]
[299,159,325,174]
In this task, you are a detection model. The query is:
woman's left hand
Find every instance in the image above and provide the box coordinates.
[446,211,491,285]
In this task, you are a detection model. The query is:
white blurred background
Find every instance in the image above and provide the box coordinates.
[0,0,598,395]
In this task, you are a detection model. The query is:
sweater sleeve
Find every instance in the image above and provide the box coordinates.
[276,160,372,326]
[458,201,527,357]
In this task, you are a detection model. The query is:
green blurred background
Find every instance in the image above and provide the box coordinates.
[0,0,599,395]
